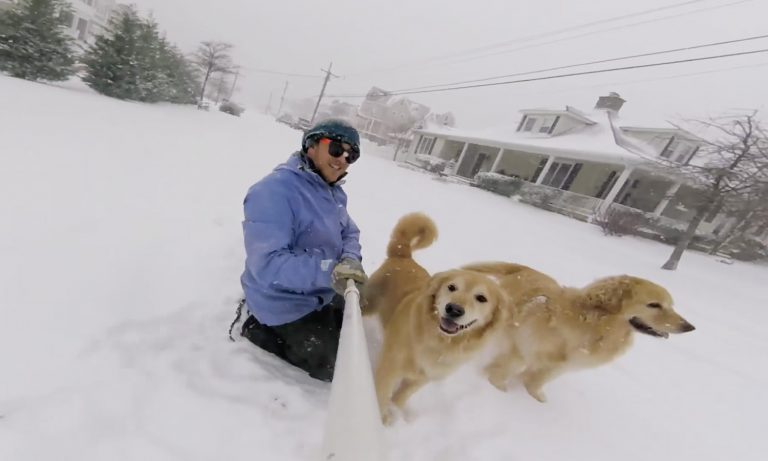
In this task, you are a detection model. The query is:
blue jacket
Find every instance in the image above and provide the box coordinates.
[240,152,362,326]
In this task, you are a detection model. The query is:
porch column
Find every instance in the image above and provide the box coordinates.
[652,182,681,216]
[452,142,469,175]
[490,147,505,172]
[598,167,634,214]
[534,155,555,185]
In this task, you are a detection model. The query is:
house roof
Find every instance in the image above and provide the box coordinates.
[520,105,597,125]
[620,126,704,142]
[416,109,658,166]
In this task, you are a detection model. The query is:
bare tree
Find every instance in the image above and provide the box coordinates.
[708,181,768,255]
[191,41,234,106]
[661,112,768,270]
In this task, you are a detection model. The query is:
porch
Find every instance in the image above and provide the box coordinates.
[407,134,728,238]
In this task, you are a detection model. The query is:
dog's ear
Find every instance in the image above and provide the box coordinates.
[425,270,455,297]
[581,276,633,314]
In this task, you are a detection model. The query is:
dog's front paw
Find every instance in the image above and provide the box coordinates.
[380,407,395,426]
[488,376,510,392]
[525,386,548,403]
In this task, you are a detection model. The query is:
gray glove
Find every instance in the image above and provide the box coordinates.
[331,258,368,294]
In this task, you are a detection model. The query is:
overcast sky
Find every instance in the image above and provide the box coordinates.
[127,0,768,128]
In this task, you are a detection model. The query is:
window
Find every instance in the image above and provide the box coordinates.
[59,10,74,28]
[539,116,559,134]
[661,137,678,159]
[673,143,697,164]
[596,171,619,199]
[522,117,537,132]
[416,136,436,155]
[542,161,577,189]
[661,137,699,164]
[76,18,88,41]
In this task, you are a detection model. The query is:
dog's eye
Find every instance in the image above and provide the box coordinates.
[475,294,488,303]
[447,284,457,292]
[647,302,663,309]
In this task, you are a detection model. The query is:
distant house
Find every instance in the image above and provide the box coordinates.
[355,86,454,146]
[57,0,121,49]
[0,0,118,48]
[406,92,737,240]
[0,0,17,12]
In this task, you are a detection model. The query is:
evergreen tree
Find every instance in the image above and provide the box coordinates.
[82,8,199,104]
[0,0,75,82]
[158,41,199,104]
[82,6,144,100]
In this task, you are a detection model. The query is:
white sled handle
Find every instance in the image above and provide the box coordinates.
[319,279,384,461]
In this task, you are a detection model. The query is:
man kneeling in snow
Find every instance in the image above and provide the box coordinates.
[231,119,367,382]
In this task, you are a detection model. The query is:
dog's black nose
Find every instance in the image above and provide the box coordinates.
[445,303,464,318]
[679,321,696,332]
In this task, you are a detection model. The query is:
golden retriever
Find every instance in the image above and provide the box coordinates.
[366,213,507,424]
[463,262,696,403]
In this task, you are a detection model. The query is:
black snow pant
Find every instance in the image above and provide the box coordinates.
[241,295,344,382]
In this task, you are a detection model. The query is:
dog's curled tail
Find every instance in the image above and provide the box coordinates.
[387,212,438,258]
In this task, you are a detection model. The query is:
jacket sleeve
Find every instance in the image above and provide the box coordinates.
[340,213,362,262]
[242,182,333,294]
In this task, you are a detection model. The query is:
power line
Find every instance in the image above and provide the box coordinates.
[393,33,768,92]
[347,0,750,77]
[427,0,754,69]
[539,61,768,98]
[328,48,768,98]
[441,0,709,58]
[237,66,321,79]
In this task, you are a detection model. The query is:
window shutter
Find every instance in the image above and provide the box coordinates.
[685,146,700,165]
[516,115,528,132]
[547,116,561,135]
[531,157,548,183]
[660,136,675,158]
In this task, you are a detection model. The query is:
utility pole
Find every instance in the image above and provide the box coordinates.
[228,68,240,100]
[310,61,339,125]
[277,80,289,116]
[214,73,227,104]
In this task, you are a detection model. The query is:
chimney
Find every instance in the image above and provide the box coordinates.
[595,92,625,113]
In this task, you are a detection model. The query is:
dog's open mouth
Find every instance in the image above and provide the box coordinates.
[629,317,669,338]
[439,317,477,335]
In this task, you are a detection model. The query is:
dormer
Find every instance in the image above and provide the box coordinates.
[516,106,596,136]
[620,127,702,164]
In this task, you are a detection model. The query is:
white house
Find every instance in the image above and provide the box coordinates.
[59,0,119,48]
[0,0,17,12]
[355,86,454,146]
[407,92,736,239]
[0,0,121,47]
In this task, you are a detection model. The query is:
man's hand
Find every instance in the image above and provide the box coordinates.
[331,258,368,294]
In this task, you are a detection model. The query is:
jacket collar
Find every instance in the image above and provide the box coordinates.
[293,151,347,186]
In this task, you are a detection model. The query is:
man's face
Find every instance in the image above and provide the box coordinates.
[306,138,353,183]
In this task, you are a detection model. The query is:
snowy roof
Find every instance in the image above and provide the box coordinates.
[416,109,658,166]
[520,105,597,125]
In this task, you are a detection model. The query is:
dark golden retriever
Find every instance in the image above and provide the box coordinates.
[463,262,696,403]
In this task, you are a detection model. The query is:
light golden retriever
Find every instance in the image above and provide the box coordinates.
[366,213,507,424]
[463,262,696,403]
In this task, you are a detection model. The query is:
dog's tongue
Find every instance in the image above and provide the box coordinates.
[440,317,460,334]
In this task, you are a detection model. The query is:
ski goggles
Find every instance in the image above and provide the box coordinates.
[319,137,360,164]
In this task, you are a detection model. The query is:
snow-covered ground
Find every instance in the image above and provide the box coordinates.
[1,75,766,461]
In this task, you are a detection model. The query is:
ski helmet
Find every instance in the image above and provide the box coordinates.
[302,118,360,153]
